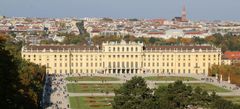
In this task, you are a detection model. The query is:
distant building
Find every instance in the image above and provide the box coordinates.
[172,3,188,22]
[52,35,65,42]
[223,51,240,65]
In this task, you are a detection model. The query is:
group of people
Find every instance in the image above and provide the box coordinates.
[43,74,70,109]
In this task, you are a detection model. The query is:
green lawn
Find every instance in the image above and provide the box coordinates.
[70,96,113,109]
[66,76,120,81]
[67,83,121,93]
[223,96,240,104]
[144,76,198,81]
[156,83,230,92]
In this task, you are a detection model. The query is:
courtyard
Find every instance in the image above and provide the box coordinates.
[144,76,198,81]
[66,76,120,81]
[70,96,113,109]
[45,74,240,109]
[67,83,121,93]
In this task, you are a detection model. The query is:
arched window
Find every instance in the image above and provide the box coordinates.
[113,47,115,52]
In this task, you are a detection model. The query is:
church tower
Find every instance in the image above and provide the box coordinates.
[181,3,188,22]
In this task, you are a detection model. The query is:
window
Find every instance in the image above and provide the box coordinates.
[122,62,125,67]
[65,63,67,67]
[108,62,111,67]
[113,62,116,68]
[76,63,78,67]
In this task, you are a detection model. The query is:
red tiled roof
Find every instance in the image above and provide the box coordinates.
[147,32,165,35]
[224,51,240,59]
[26,45,99,50]
[145,45,217,50]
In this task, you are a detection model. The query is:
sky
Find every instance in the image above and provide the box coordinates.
[0,0,240,20]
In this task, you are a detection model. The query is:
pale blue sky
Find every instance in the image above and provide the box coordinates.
[0,0,240,20]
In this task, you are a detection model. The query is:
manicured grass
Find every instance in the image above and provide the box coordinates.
[156,83,231,92]
[144,76,198,81]
[67,83,121,93]
[223,96,240,104]
[66,76,120,81]
[70,96,113,109]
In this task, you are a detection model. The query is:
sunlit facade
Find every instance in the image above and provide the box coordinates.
[21,41,221,75]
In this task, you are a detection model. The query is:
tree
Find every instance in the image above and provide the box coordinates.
[0,35,22,108]
[181,38,193,45]
[113,77,240,109]
[0,34,45,108]
[166,38,177,45]
[163,81,193,109]
[112,76,154,109]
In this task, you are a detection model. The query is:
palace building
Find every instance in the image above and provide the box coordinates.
[21,41,221,75]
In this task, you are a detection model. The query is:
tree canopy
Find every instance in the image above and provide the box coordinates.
[0,34,45,108]
[113,76,240,109]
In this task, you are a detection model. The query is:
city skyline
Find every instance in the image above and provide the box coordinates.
[1,0,240,20]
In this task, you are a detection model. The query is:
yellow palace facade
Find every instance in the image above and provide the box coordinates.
[21,41,221,75]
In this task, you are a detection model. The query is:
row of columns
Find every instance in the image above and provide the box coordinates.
[104,69,140,74]
[216,74,231,83]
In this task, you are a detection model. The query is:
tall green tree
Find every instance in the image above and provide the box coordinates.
[112,76,154,109]
[0,34,45,108]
